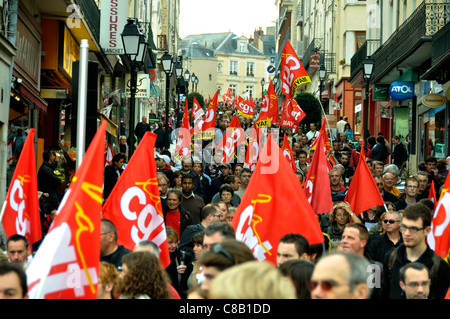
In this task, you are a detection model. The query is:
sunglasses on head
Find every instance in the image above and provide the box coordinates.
[383,219,399,224]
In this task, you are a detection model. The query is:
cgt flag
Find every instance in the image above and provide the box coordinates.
[192,96,204,122]
[344,145,384,215]
[1,128,41,248]
[201,90,219,140]
[427,174,450,259]
[281,40,311,98]
[280,96,306,132]
[282,134,297,172]
[303,133,333,214]
[26,121,107,299]
[102,131,170,268]
[216,114,245,163]
[233,133,323,265]
[174,99,191,163]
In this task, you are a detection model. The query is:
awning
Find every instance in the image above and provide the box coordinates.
[19,84,48,112]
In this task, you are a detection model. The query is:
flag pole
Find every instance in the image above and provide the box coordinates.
[76,39,89,170]
[0,200,7,223]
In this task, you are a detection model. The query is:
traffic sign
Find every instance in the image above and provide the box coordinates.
[267,65,275,73]
[149,69,157,81]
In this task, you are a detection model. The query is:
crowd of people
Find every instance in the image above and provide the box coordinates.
[1,103,450,301]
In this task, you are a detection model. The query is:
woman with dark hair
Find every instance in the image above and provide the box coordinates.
[343,123,354,142]
[279,259,315,299]
[115,251,171,299]
[219,183,235,209]
[163,188,194,240]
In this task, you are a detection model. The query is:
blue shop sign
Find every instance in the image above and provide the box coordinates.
[389,81,414,100]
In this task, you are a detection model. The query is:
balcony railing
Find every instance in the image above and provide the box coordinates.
[301,38,323,69]
[350,39,381,80]
[370,1,449,82]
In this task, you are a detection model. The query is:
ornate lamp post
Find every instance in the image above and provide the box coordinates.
[121,18,147,160]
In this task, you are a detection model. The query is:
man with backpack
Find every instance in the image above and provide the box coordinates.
[381,203,450,299]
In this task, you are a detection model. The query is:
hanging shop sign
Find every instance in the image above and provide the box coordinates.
[421,93,447,109]
[389,81,414,101]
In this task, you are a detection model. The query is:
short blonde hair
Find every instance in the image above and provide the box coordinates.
[209,261,296,299]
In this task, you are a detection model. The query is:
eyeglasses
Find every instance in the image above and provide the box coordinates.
[213,243,235,264]
[399,224,426,233]
[406,185,418,189]
[309,279,343,292]
[383,219,399,224]
[405,280,431,288]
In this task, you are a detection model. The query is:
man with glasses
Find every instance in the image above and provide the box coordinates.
[373,174,399,204]
[381,203,450,299]
[399,263,431,299]
[310,251,371,299]
[394,176,419,211]
[367,211,403,263]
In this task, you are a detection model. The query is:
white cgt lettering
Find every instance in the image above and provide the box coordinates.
[9,179,29,235]
[120,186,165,245]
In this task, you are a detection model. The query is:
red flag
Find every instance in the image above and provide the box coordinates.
[6,139,13,166]
[192,96,204,121]
[267,78,279,124]
[281,40,311,98]
[102,132,170,268]
[428,180,437,209]
[1,129,41,247]
[105,142,114,167]
[280,96,306,132]
[282,134,297,172]
[232,133,323,265]
[201,90,218,140]
[26,121,107,299]
[427,174,450,259]
[344,144,384,215]
[303,134,333,214]
[244,123,260,171]
[175,99,191,163]
[216,114,245,163]
[237,96,254,118]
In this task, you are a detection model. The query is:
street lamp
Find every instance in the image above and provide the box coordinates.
[175,57,183,127]
[161,52,174,150]
[194,76,199,92]
[363,56,374,140]
[261,78,265,99]
[318,64,326,104]
[121,18,146,161]
[191,73,196,92]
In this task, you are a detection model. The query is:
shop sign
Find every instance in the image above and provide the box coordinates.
[125,73,150,98]
[309,52,321,70]
[373,84,390,101]
[100,0,128,54]
[389,81,414,101]
[421,93,447,109]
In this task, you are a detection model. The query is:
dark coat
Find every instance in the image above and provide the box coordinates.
[37,162,62,202]
[381,243,450,299]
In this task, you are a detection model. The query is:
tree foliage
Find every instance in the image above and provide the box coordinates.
[294,92,323,131]
[187,92,205,110]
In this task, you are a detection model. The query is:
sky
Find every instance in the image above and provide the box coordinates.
[179,0,278,39]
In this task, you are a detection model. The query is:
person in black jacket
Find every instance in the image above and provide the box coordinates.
[103,153,125,201]
[391,136,408,170]
[381,203,450,299]
[37,150,63,203]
